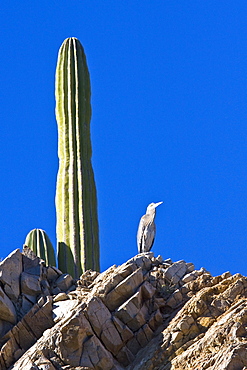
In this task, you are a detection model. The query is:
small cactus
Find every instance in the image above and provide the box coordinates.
[24,228,56,266]
[55,37,100,278]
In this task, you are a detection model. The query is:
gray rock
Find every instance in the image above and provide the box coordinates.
[66,284,76,293]
[40,279,50,296]
[116,345,135,367]
[55,273,73,292]
[112,316,134,343]
[0,296,54,369]
[85,297,112,336]
[148,309,163,331]
[35,356,56,370]
[186,262,195,273]
[22,294,37,304]
[21,272,41,295]
[136,324,153,348]
[104,267,144,311]
[0,286,17,324]
[163,258,173,264]
[126,336,142,355]
[141,280,156,300]
[86,297,123,356]
[51,287,61,295]
[46,266,62,282]
[1,251,245,370]
[0,318,13,338]
[182,271,198,284]
[52,299,80,323]
[24,264,42,276]
[4,284,18,303]
[197,267,209,276]
[22,254,40,271]
[126,254,152,271]
[21,295,35,315]
[53,293,68,302]
[0,249,23,301]
[165,260,187,284]
[166,289,183,308]
[115,294,146,332]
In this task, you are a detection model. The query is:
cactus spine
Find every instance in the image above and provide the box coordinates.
[24,229,56,266]
[55,37,99,278]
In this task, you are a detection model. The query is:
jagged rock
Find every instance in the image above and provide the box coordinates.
[165,260,187,284]
[141,280,156,299]
[0,287,17,324]
[181,270,198,283]
[53,292,68,302]
[126,336,142,355]
[85,296,109,336]
[130,273,247,369]
[55,273,74,292]
[0,296,53,369]
[92,261,139,299]
[21,272,41,295]
[78,269,100,288]
[46,266,62,282]
[22,253,40,272]
[51,286,61,295]
[20,295,35,315]
[10,301,122,370]
[40,279,51,296]
[22,245,38,260]
[148,309,163,331]
[112,316,134,343]
[186,262,195,273]
[0,249,247,369]
[126,253,153,271]
[34,355,56,370]
[0,249,22,301]
[24,263,42,277]
[136,324,153,348]
[53,299,80,323]
[0,319,13,338]
[166,288,183,308]
[115,293,146,331]
[104,267,144,311]
[116,345,135,367]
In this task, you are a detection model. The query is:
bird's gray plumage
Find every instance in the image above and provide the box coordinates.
[137,201,163,253]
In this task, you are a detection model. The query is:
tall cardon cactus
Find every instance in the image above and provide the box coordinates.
[24,228,56,266]
[55,37,99,278]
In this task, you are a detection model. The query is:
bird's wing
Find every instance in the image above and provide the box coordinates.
[137,215,146,253]
[145,223,156,251]
[137,215,156,253]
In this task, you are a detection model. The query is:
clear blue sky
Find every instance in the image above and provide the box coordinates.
[0,2,246,277]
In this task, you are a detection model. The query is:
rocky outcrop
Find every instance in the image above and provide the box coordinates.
[0,249,246,369]
[130,272,247,369]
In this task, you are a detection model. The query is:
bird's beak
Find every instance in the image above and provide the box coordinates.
[154,201,163,208]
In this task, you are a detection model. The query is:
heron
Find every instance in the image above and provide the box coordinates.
[137,201,163,253]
